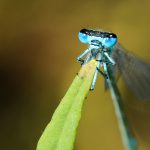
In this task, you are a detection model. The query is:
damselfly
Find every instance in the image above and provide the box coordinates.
[77,28,150,100]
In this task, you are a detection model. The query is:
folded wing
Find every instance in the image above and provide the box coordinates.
[111,43,150,100]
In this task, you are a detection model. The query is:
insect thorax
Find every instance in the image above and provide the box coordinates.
[91,48,100,56]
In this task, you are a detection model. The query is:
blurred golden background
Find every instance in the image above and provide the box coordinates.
[0,0,150,150]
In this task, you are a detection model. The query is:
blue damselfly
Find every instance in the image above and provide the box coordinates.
[77,28,150,100]
[76,28,150,150]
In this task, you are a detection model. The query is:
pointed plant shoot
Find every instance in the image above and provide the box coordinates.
[36,60,97,150]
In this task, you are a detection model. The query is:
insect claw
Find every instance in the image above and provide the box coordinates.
[96,59,102,62]
[89,88,94,91]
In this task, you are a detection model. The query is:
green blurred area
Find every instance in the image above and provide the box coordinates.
[0,0,150,150]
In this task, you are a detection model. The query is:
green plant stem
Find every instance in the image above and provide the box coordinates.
[36,60,97,150]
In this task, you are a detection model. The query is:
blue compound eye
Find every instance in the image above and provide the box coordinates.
[103,34,117,48]
[78,32,89,44]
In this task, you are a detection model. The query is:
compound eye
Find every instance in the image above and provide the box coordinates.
[78,31,89,44]
[103,35,117,48]
[80,29,88,34]
[109,33,117,38]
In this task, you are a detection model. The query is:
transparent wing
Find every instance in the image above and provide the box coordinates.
[111,43,150,100]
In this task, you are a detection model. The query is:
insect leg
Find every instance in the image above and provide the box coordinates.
[104,52,116,65]
[97,67,108,79]
[76,48,90,62]
[90,53,101,90]
[83,52,92,64]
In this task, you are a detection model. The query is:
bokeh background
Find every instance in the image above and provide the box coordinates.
[0,0,150,150]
